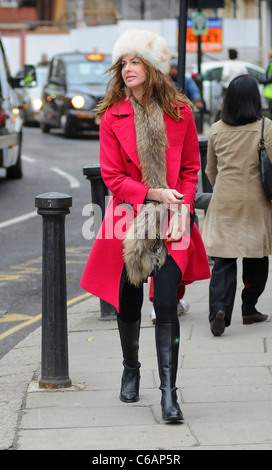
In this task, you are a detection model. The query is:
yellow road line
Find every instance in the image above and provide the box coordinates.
[0,313,33,323]
[0,274,21,281]
[0,314,42,342]
[67,292,91,306]
[0,292,92,342]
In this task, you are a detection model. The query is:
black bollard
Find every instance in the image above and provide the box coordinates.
[83,165,117,320]
[35,192,72,389]
[199,137,213,194]
[83,165,108,236]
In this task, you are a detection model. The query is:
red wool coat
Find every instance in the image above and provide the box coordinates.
[80,98,210,311]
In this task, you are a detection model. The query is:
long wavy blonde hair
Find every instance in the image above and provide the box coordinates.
[95,56,192,120]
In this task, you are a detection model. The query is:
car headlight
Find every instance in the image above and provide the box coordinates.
[11,107,20,122]
[71,95,85,109]
[32,98,43,111]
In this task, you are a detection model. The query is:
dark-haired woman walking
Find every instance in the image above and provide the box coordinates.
[203,74,272,336]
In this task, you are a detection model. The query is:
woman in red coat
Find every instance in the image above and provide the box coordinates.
[81,29,210,423]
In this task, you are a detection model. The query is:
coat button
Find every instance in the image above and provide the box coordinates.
[126,158,132,162]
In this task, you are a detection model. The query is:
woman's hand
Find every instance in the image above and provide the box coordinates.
[166,204,189,242]
[145,187,188,241]
[146,187,185,210]
[159,188,185,210]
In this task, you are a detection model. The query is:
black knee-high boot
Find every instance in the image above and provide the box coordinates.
[117,318,141,403]
[155,323,183,422]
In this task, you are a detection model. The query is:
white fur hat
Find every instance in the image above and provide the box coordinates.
[112,28,170,75]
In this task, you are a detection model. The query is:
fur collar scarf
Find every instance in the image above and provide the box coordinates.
[123,97,169,286]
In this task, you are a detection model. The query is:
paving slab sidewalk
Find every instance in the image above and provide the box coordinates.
[1,259,272,451]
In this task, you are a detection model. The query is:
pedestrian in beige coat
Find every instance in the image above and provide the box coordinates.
[202,74,272,336]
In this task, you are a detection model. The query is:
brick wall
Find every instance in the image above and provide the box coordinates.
[0,7,37,23]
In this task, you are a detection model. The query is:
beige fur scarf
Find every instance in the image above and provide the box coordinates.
[123,98,169,286]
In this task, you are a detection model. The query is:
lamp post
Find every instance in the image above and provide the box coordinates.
[177,0,189,93]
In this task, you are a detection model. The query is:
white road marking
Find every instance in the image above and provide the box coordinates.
[0,158,80,230]
[22,154,80,188]
[50,166,81,188]
[22,155,36,163]
[0,211,37,229]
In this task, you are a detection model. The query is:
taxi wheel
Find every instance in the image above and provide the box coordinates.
[41,121,51,133]
[64,116,74,139]
[6,140,23,180]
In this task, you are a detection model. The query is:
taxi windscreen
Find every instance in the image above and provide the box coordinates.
[66,56,111,86]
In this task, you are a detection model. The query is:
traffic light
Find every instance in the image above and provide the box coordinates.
[189,1,225,8]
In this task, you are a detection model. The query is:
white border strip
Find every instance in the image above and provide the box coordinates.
[50,167,80,188]
[0,211,37,229]
[22,155,36,163]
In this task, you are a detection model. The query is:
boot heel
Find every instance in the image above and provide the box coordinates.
[161,388,184,422]
[117,318,141,403]
[120,362,140,403]
[155,323,184,424]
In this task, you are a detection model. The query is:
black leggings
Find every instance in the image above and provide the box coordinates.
[118,255,182,326]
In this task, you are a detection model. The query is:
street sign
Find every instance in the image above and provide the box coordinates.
[186,18,222,52]
[189,0,225,7]
[192,11,208,35]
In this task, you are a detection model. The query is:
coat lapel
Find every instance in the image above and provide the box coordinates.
[112,99,141,170]
[166,147,182,189]
[111,98,185,187]
[164,113,185,189]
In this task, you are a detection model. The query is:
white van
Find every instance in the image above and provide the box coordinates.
[0,36,35,179]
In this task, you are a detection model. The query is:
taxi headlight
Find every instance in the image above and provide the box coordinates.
[32,98,43,111]
[71,95,85,109]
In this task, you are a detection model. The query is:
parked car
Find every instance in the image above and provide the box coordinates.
[189,60,266,122]
[40,52,111,138]
[0,35,36,179]
[15,65,49,125]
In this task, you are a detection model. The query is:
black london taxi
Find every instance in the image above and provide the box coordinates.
[40,51,111,138]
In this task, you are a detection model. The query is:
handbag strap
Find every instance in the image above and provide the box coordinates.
[260,116,265,146]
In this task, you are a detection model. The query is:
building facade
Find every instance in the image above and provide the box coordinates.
[0,1,271,27]
[1,0,272,71]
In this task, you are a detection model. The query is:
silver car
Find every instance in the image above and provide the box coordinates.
[189,60,267,123]
[16,66,49,125]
